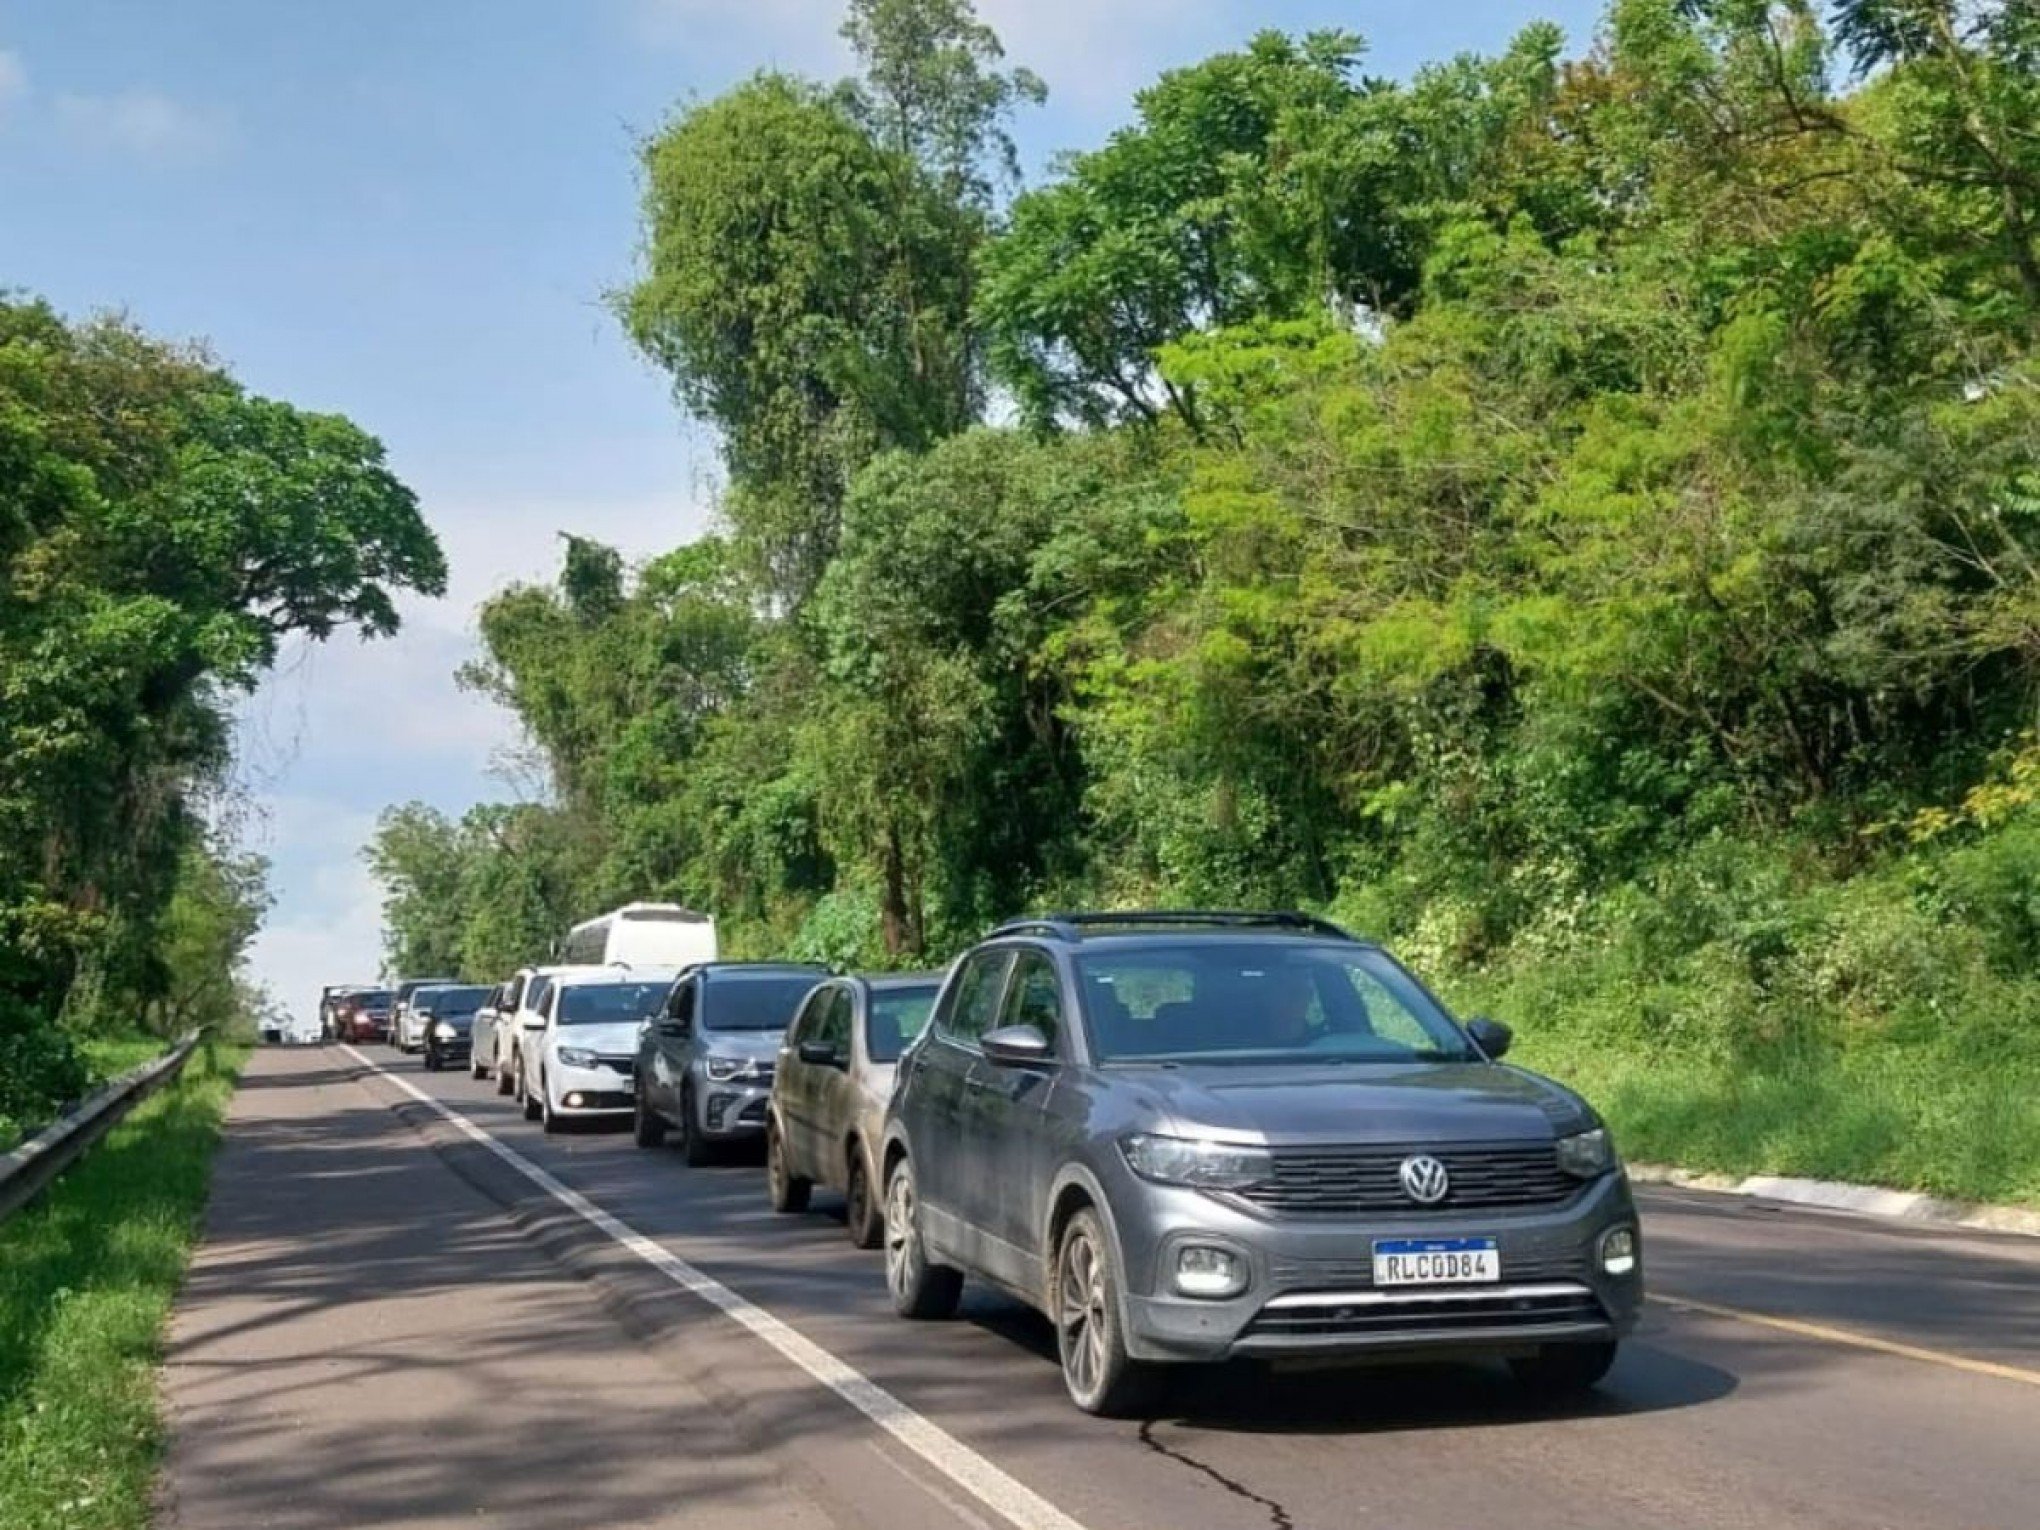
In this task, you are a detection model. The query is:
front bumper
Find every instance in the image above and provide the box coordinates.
[1112,1169,1642,1364]
[427,1033,472,1058]
[692,1076,771,1139]
[550,1057,636,1115]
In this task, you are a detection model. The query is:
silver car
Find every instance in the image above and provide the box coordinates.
[766,973,943,1246]
[633,963,830,1165]
[881,912,1643,1415]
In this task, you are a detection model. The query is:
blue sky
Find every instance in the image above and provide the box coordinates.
[0,0,1603,1026]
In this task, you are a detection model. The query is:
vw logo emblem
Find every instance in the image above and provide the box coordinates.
[1399,1154,1450,1205]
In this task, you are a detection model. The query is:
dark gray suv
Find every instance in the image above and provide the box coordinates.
[880,912,1642,1415]
[633,962,829,1165]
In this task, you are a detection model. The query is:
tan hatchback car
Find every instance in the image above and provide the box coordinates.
[766,973,943,1246]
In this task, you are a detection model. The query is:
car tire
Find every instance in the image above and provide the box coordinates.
[469,1054,487,1081]
[883,1158,962,1320]
[424,1046,441,1072]
[520,1063,541,1122]
[633,1081,667,1148]
[679,1086,714,1167]
[540,1076,563,1135]
[495,1049,515,1095]
[766,1122,810,1212]
[844,1147,882,1250]
[1054,1208,1157,1417]
[1509,1340,1618,1397]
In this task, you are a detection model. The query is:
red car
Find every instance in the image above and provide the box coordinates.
[335,989,395,1043]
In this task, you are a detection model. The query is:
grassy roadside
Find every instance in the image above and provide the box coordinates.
[0,1038,246,1530]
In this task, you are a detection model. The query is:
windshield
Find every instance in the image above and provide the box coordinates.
[350,990,394,1009]
[704,973,825,1031]
[420,985,491,1014]
[866,984,939,1063]
[1074,942,1474,1065]
[555,982,670,1026]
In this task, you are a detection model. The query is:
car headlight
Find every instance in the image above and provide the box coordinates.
[1557,1127,1616,1179]
[1121,1134,1273,1191]
[703,1055,764,1082]
[433,1021,457,1039]
[556,1046,598,1068]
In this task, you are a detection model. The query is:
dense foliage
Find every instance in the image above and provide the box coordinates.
[369,0,2040,1200]
[2,299,440,1135]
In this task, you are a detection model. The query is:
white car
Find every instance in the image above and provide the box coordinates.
[485,966,590,1094]
[513,968,679,1134]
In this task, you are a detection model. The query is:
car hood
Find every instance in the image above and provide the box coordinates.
[552,1021,643,1055]
[699,1028,785,1063]
[1125,1061,1590,1147]
[432,1014,475,1032]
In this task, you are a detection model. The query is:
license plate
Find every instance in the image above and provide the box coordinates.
[1372,1237,1499,1286]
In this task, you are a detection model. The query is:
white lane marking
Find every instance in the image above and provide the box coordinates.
[339,1046,1093,1530]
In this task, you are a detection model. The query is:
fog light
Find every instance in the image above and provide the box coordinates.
[565,1092,584,1108]
[1174,1244,1246,1299]
[1600,1225,1638,1276]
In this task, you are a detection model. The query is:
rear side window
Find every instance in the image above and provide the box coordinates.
[1000,953,1063,1053]
[505,975,527,1011]
[866,984,938,1063]
[526,978,554,1016]
[817,989,853,1053]
[788,984,832,1044]
[939,952,1012,1046]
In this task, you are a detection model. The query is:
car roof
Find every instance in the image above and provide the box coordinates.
[983,911,1368,947]
[549,965,682,989]
[697,961,829,980]
[856,971,945,989]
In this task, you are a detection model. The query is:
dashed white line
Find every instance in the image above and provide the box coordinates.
[339,1045,1094,1530]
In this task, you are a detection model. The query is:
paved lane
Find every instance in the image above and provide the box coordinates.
[193,1046,2040,1529]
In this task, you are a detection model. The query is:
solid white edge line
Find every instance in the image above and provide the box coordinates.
[339,1045,1095,1530]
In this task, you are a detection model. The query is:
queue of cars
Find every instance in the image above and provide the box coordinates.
[331,908,1644,1417]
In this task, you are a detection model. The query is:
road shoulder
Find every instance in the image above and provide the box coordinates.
[156,1047,922,1530]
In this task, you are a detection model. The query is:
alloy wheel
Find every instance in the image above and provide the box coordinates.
[1058,1228,1109,1404]
[884,1169,917,1305]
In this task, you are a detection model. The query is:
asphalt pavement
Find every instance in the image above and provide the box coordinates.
[160,1046,2040,1529]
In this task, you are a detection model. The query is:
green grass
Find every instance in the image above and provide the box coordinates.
[0,1039,246,1530]
[77,1036,173,1084]
[1512,1034,2040,1208]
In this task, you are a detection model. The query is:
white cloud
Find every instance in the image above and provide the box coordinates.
[0,50,26,117]
[55,89,230,159]
[239,795,386,1029]
[231,490,717,1028]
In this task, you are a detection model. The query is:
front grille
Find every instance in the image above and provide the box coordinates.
[596,1056,634,1077]
[1246,1283,1606,1340]
[1268,1246,1585,1290]
[1242,1142,1577,1216]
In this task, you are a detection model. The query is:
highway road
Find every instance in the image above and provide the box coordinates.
[162,1047,2040,1529]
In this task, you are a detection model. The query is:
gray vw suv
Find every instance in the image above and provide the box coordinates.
[634,962,829,1165]
[880,912,1642,1415]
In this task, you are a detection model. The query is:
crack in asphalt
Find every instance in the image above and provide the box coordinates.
[1138,1418,1297,1530]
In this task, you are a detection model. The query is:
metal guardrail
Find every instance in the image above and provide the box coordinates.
[0,1031,203,1226]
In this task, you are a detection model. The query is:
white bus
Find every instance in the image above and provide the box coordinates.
[559,903,719,970]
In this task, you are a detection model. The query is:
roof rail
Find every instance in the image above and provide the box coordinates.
[986,910,1357,942]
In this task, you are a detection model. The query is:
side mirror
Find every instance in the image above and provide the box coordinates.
[797,1039,844,1068]
[1466,1016,1512,1060]
[981,1024,1052,1067]
[657,1019,690,1039]
[520,1014,547,1032]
